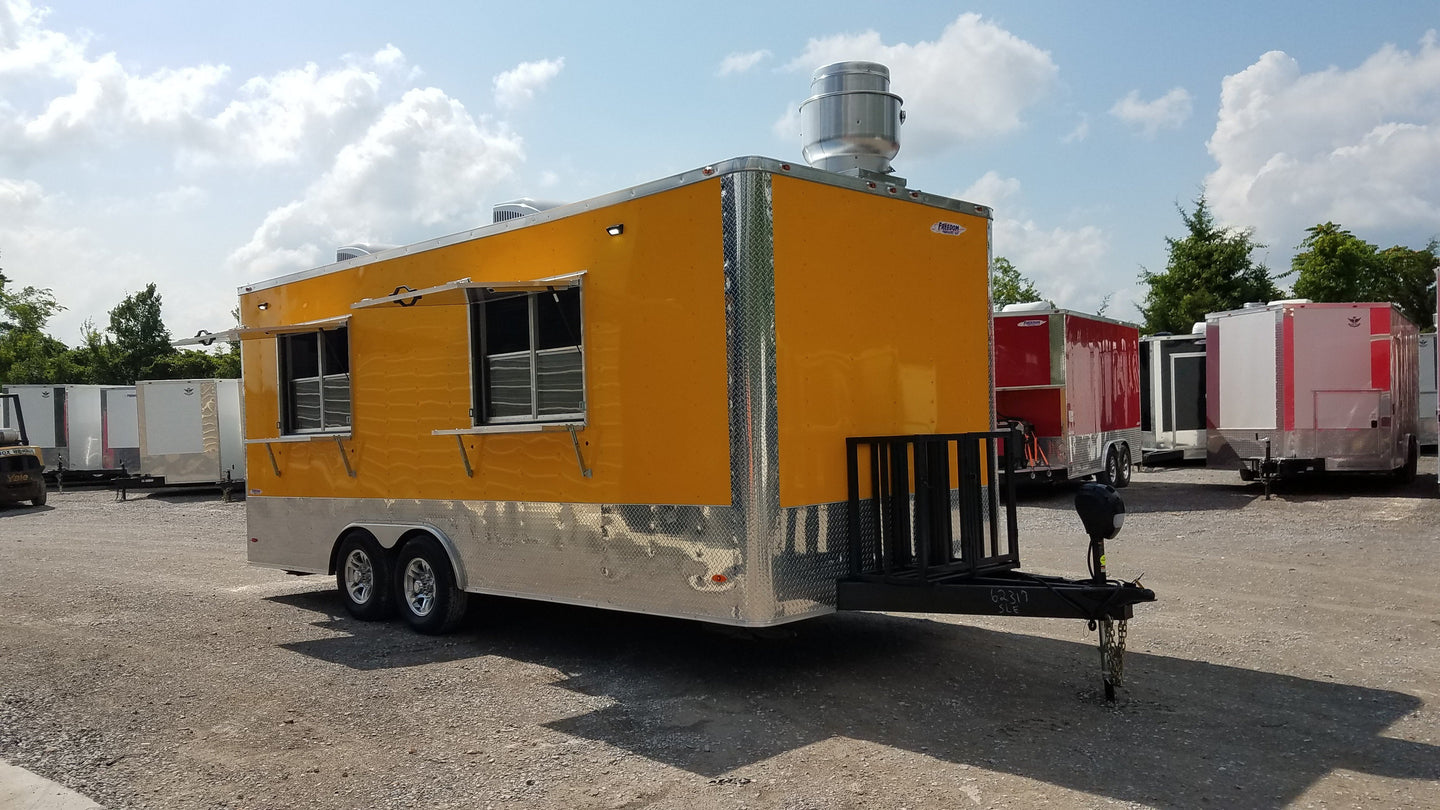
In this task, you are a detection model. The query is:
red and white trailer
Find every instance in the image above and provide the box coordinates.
[993,304,1142,486]
[1205,300,1420,483]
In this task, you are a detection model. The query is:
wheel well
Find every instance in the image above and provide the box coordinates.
[328,527,380,575]
[393,529,468,590]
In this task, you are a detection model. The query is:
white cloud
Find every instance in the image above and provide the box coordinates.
[0,1,535,340]
[1062,116,1089,144]
[718,49,770,76]
[1,1,412,169]
[958,172,1121,315]
[779,13,1057,155]
[1110,87,1192,137]
[226,87,525,279]
[492,57,564,110]
[199,51,405,167]
[1206,33,1440,245]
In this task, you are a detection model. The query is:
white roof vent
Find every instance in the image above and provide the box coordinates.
[1000,301,1053,313]
[1191,322,1207,335]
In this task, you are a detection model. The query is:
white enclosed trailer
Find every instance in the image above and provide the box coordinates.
[1419,332,1436,447]
[0,384,138,475]
[1205,300,1420,482]
[137,378,245,486]
[1140,325,1207,463]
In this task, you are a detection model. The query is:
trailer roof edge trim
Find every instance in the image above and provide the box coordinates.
[351,271,586,310]
[238,156,993,295]
[1205,300,1406,320]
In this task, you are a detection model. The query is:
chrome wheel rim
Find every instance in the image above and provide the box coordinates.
[344,549,374,604]
[403,557,437,617]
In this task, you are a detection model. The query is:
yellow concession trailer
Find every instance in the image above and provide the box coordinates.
[239,152,1150,647]
[239,61,1154,698]
[241,157,995,623]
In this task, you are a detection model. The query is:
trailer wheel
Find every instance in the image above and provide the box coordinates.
[1115,444,1133,488]
[394,536,468,635]
[1096,446,1121,487]
[336,533,394,621]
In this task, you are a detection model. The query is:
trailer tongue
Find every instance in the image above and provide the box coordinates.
[837,430,1155,700]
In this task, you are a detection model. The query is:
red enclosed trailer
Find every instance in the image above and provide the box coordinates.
[1205,300,1420,483]
[993,304,1142,486]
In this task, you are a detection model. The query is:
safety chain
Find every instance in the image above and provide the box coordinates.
[1099,618,1128,687]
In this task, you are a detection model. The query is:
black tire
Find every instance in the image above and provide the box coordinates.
[30,483,46,508]
[336,532,394,621]
[1095,446,1119,486]
[1111,441,1134,484]
[394,536,467,635]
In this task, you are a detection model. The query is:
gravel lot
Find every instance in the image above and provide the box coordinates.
[1,460,1438,810]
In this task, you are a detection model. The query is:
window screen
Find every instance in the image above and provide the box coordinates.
[472,287,584,424]
[280,327,351,432]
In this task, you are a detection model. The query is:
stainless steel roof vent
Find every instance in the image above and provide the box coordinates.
[799,61,904,179]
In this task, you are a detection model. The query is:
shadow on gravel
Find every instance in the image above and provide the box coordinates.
[270,590,479,668]
[1008,479,1262,514]
[276,592,1439,808]
[1011,472,1437,514]
[0,503,54,516]
[1253,472,1439,503]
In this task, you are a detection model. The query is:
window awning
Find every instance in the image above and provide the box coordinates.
[236,315,351,340]
[350,271,585,310]
[172,329,240,347]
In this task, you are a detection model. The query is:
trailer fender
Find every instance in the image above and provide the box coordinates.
[1099,439,1133,487]
[334,522,469,591]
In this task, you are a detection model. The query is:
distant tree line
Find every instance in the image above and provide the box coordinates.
[0,266,238,387]
[994,193,1438,334]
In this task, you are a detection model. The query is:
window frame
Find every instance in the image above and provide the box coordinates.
[277,326,352,435]
[468,284,586,428]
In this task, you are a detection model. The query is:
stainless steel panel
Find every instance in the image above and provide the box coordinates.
[64,385,106,470]
[216,379,245,481]
[1211,427,1398,472]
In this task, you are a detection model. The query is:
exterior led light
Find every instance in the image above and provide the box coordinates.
[606,224,624,236]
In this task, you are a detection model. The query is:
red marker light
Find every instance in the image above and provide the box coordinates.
[711,574,728,584]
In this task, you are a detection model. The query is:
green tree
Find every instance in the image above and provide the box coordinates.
[1287,225,1437,329]
[1288,223,1379,302]
[1138,194,1281,334]
[106,284,174,383]
[991,256,1044,309]
[0,269,72,385]
[1374,241,1436,331]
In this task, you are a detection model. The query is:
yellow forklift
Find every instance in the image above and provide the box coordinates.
[0,392,48,507]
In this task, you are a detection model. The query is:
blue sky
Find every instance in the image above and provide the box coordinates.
[3,1,1438,342]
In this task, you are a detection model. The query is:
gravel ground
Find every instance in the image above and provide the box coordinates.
[0,459,1438,810]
